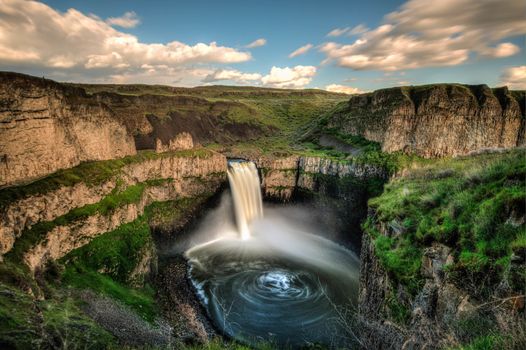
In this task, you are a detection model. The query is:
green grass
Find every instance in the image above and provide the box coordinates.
[0,148,215,208]
[60,217,158,322]
[450,333,513,350]
[364,148,526,296]
[5,183,148,262]
[145,195,211,229]
[0,255,117,349]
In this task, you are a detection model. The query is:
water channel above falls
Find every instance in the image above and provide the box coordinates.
[185,161,360,348]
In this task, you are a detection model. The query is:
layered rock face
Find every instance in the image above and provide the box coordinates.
[0,73,136,187]
[0,72,280,187]
[24,175,223,271]
[155,132,194,153]
[257,155,386,200]
[327,84,524,157]
[359,221,523,349]
[0,151,227,265]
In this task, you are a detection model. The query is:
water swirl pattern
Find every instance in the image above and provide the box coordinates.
[185,161,360,348]
[187,221,360,348]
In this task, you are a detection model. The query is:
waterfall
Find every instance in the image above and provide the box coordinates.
[227,161,263,240]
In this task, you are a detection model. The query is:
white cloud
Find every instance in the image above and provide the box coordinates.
[327,27,350,37]
[261,65,317,88]
[500,66,526,89]
[288,44,313,58]
[320,0,526,71]
[106,11,140,28]
[109,66,214,85]
[348,24,368,35]
[203,69,262,84]
[325,84,364,94]
[0,0,251,84]
[202,65,317,89]
[479,43,521,58]
[246,38,267,48]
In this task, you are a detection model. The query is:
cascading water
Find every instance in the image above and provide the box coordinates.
[227,161,263,240]
[185,162,361,348]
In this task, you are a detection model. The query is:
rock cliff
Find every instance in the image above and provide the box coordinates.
[24,175,223,271]
[0,150,226,263]
[256,155,386,200]
[0,72,136,187]
[1,72,344,187]
[326,84,524,158]
[359,228,523,349]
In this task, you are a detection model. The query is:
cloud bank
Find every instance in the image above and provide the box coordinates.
[325,84,364,94]
[0,0,251,84]
[500,66,526,89]
[203,65,317,88]
[320,0,525,71]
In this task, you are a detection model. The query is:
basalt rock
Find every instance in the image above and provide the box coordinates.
[0,151,227,261]
[327,84,524,158]
[359,221,523,349]
[23,175,223,272]
[0,72,136,187]
[256,155,387,201]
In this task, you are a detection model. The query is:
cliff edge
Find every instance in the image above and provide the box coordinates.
[324,84,525,158]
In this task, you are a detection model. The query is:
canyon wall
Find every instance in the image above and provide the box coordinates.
[326,84,524,157]
[358,225,523,349]
[257,155,386,200]
[0,72,271,188]
[0,151,226,265]
[0,72,136,187]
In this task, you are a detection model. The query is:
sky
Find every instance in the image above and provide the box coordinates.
[0,0,525,92]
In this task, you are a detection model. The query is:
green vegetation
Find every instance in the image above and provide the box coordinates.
[0,257,117,348]
[145,195,212,230]
[0,148,214,208]
[299,129,424,176]
[60,217,157,322]
[0,192,215,347]
[364,148,526,296]
[451,333,515,350]
[69,81,348,158]
[5,183,148,262]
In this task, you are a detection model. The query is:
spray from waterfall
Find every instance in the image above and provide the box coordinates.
[227,161,263,240]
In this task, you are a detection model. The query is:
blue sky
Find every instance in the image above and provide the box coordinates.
[1,0,525,91]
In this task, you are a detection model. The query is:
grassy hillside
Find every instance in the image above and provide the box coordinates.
[69,81,348,155]
[364,148,525,296]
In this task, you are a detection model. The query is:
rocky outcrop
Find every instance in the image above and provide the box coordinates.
[0,72,136,187]
[155,132,194,153]
[256,156,299,200]
[327,84,524,158]
[24,174,224,271]
[358,233,406,349]
[0,151,227,260]
[256,155,387,201]
[358,225,523,349]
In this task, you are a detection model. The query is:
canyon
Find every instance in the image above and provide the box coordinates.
[0,72,524,349]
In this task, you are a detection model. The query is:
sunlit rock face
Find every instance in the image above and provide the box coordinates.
[0,152,227,263]
[0,73,136,187]
[155,132,194,153]
[327,84,524,158]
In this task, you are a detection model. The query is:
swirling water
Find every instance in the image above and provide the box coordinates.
[185,161,360,348]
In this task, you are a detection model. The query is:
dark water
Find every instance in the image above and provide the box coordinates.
[186,206,360,348]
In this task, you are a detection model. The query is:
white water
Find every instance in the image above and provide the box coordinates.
[227,161,263,240]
